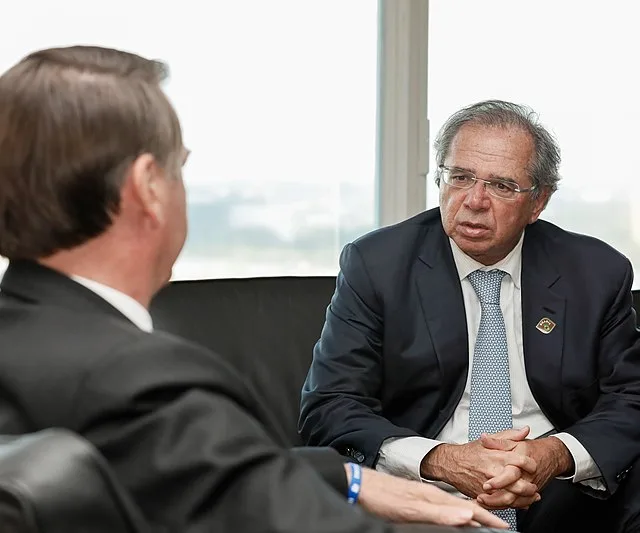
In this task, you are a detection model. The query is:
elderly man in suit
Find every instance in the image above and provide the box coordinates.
[0,47,507,532]
[300,100,640,532]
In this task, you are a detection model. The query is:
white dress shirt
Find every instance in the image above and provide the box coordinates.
[376,233,605,492]
[71,275,154,333]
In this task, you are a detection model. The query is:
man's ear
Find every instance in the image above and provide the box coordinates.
[128,153,164,224]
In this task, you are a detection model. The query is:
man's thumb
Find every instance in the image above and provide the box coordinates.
[491,426,530,440]
[479,426,529,450]
[480,433,515,451]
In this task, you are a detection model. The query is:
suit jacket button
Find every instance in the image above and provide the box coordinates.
[354,451,365,463]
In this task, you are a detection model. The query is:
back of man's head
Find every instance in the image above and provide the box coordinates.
[0,45,183,260]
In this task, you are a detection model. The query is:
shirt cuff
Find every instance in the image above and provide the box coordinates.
[551,433,606,490]
[375,436,441,481]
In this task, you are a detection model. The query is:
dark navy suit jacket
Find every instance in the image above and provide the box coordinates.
[300,208,640,497]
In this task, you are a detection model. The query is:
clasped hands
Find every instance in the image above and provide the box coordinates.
[422,426,574,510]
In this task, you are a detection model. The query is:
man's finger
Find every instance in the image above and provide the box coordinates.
[432,505,476,526]
[465,504,510,529]
[506,451,537,474]
[482,464,522,490]
[479,426,531,451]
[397,503,474,526]
[486,426,530,440]
[509,479,539,497]
[484,474,538,496]
[414,487,509,528]
[480,434,518,451]
[477,489,517,509]
[478,490,540,510]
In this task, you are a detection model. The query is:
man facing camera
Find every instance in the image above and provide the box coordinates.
[0,46,507,532]
[300,100,640,532]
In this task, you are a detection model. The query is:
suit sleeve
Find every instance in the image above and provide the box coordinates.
[290,447,348,495]
[564,259,640,497]
[71,337,390,533]
[299,243,420,468]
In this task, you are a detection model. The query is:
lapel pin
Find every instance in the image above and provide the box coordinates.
[536,317,556,334]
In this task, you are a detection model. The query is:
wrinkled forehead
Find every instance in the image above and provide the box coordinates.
[446,123,535,178]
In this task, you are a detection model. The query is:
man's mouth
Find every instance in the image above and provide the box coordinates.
[458,222,490,237]
[460,222,489,229]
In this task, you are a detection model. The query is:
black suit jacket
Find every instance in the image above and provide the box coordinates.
[0,261,392,533]
[300,208,640,496]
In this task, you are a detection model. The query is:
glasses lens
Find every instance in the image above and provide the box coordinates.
[486,181,518,199]
[443,169,474,188]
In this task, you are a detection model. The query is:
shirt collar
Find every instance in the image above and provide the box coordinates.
[70,275,154,332]
[449,231,524,289]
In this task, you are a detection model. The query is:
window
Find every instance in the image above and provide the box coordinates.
[0,0,379,279]
[428,0,640,285]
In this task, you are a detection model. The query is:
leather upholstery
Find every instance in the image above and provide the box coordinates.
[0,429,148,533]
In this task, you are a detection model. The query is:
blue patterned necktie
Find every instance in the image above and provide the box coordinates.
[467,269,518,531]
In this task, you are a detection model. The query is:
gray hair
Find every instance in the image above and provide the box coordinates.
[433,100,561,199]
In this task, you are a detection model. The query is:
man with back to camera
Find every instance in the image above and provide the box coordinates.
[300,100,640,532]
[0,46,509,532]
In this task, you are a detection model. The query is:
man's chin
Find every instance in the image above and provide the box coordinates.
[452,234,496,262]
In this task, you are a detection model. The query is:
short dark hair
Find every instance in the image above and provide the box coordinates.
[0,45,183,259]
[433,100,561,199]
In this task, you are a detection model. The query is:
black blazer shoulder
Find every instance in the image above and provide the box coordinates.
[526,218,631,264]
[523,218,633,301]
[352,209,439,257]
[0,262,367,533]
[342,210,444,294]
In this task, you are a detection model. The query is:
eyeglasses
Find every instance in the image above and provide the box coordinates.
[438,165,536,201]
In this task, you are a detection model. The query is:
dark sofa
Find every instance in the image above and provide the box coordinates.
[149,277,640,447]
[150,276,337,446]
[0,429,148,533]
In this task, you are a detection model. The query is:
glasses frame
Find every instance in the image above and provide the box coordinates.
[438,165,537,201]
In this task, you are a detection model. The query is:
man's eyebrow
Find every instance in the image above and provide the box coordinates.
[487,172,518,184]
[447,165,520,184]
[447,165,473,173]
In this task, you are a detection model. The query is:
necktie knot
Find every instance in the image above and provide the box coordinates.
[467,269,506,304]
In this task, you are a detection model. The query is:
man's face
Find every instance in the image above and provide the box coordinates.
[161,148,189,281]
[149,147,189,287]
[439,123,549,265]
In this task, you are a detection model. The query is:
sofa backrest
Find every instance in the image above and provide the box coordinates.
[150,279,640,447]
[150,277,336,446]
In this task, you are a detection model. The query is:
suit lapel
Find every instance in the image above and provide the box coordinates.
[0,260,136,327]
[415,222,469,394]
[521,226,565,417]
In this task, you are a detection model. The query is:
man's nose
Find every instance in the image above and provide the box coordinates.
[463,180,491,209]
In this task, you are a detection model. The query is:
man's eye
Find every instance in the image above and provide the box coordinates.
[493,181,516,191]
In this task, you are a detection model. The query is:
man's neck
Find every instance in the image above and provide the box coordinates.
[38,244,156,308]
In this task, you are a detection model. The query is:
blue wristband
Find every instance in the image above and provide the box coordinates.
[347,462,362,504]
